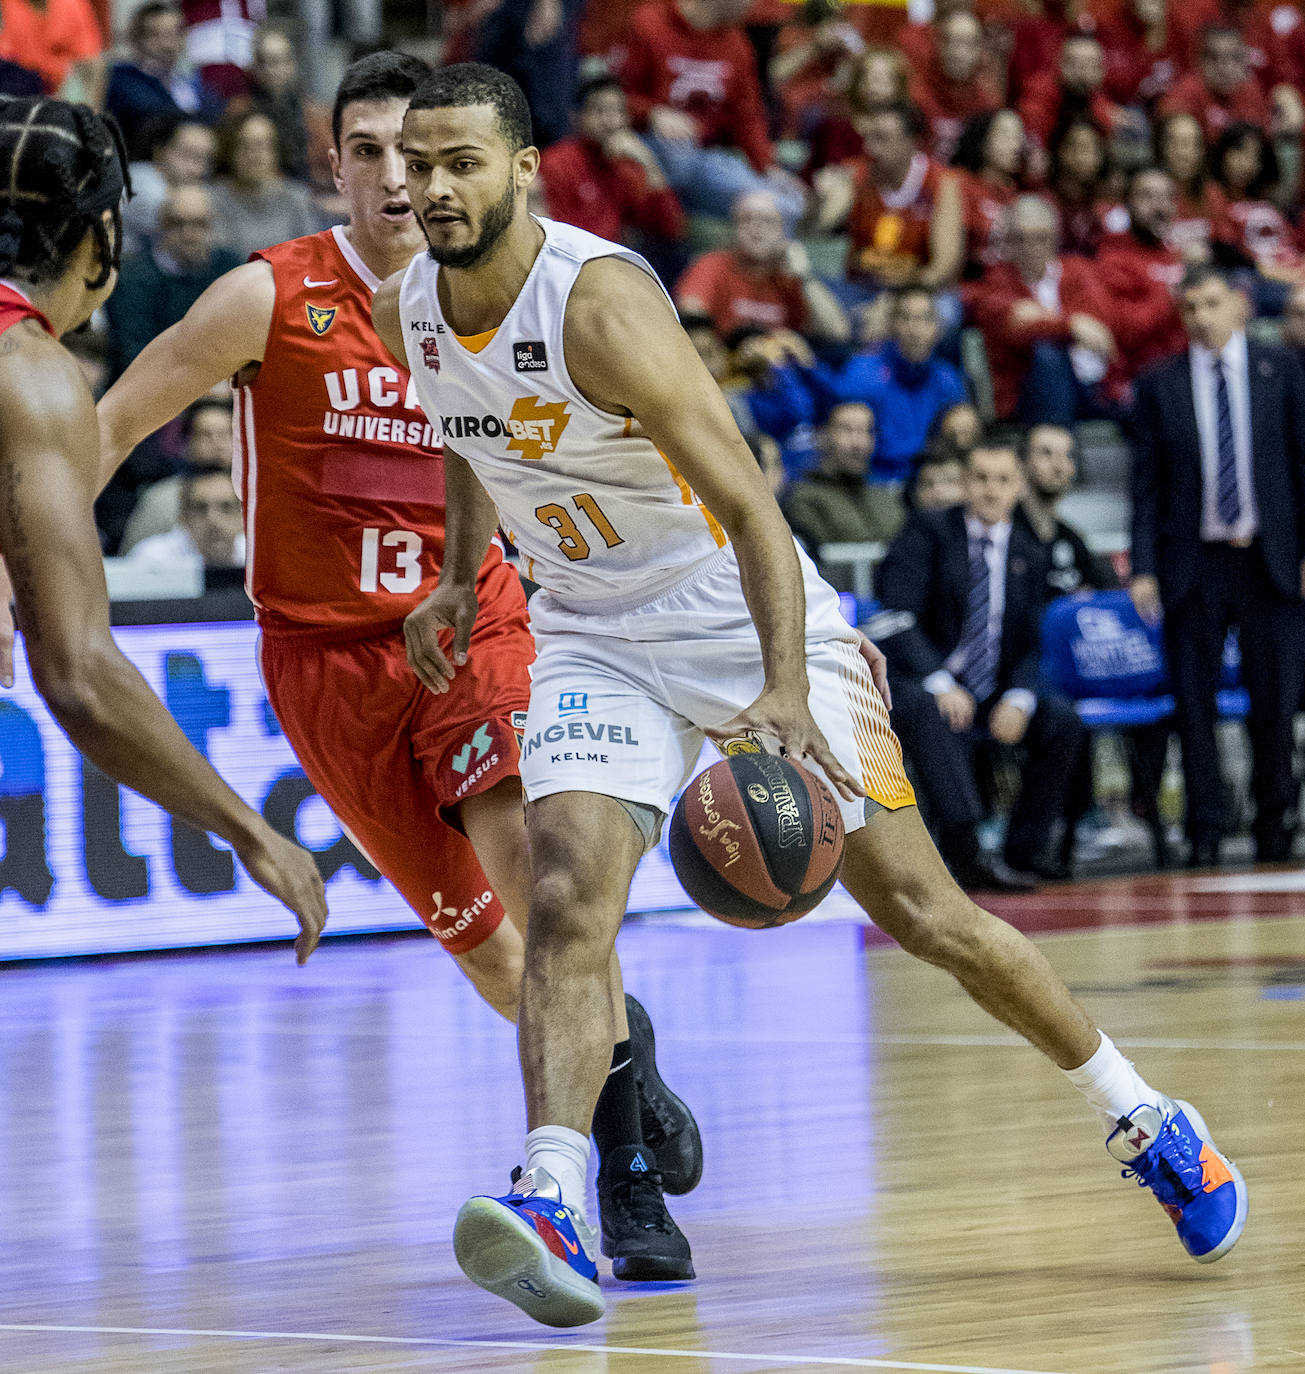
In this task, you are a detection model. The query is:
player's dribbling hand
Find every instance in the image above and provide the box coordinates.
[404,584,479,695]
[707,687,866,802]
[235,827,328,965]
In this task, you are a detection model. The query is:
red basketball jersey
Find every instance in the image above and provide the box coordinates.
[237,227,504,630]
[0,282,53,339]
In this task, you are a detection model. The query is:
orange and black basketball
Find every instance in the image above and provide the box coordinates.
[668,753,845,929]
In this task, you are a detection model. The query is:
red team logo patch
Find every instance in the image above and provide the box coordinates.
[421,336,440,372]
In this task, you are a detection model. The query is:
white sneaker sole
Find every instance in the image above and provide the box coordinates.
[453,1197,605,1327]
[1173,1098,1249,1264]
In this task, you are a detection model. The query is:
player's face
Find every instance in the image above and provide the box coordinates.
[332,98,420,247]
[403,104,536,270]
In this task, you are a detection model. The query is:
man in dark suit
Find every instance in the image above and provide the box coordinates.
[1130,265,1305,865]
[876,442,1085,887]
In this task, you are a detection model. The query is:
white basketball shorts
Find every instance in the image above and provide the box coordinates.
[518,544,915,838]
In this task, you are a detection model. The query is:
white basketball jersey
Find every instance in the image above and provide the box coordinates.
[399,217,728,605]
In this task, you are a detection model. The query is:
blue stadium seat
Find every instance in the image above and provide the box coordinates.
[1041,590,1175,865]
[1040,591,1174,727]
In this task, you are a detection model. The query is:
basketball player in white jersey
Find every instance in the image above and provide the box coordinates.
[373,64,1247,1329]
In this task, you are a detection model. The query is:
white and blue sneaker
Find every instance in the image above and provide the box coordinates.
[1107,1096,1248,1263]
[453,1167,604,1327]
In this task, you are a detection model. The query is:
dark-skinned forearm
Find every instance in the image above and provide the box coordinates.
[727,502,810,693]
[439,449,503,589]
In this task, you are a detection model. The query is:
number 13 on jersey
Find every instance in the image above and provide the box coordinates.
[359,527,423,593]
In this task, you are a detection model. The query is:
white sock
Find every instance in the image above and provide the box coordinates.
[1062,1031,1163,1134]
[524,1125,590,1214]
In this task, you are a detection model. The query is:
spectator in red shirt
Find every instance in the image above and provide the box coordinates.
[909,11,1002,163]
[0,0,104,99]
[802,44,910,177]
[1154,111,1232,261]
[951,107,1026,275]
[820,101,965,307]
[964,193,1118,423]
[676,188,850,341]
[1098,0,1185,108]
[1007,0,1099,101]
[1209,120,1305,307]
[1169,0,1299,92]
[767,8,867,139]
[539,74,688,277]
[1157,26,1272,137]
[619,0,806,225]
[1019,33,1121,149]
[1047,115,1121,256]
[1097,166,1187,378]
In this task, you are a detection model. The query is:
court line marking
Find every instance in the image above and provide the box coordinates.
[0,1323,1070,1373]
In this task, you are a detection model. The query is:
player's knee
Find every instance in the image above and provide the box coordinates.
[526,866,607,964]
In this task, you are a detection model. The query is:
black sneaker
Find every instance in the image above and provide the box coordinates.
[626,993,703,1195]
[596,1145,695,1281]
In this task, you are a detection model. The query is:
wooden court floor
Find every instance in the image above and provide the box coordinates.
[0,873,1302,1373]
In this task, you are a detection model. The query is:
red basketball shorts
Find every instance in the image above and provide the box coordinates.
[259,568,534,954]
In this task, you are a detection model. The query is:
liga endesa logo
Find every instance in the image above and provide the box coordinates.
[439,396,571,461]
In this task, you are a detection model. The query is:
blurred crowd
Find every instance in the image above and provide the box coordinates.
[12,0,1305,877]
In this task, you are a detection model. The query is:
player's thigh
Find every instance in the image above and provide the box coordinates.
[655,598,916,836]
[261,633,509,956]
[411,605,534,828]
[520,634,703,827]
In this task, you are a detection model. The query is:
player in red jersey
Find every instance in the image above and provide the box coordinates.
[0,97,326,954]
[97,53,702,1283]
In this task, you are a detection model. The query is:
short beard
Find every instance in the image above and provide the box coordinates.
[424,179,516,269]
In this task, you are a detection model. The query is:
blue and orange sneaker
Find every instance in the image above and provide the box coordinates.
[453,1167,604,1327]
[1107,1096,1248,1263]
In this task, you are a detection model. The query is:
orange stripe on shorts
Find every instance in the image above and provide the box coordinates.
[835,640,916,810]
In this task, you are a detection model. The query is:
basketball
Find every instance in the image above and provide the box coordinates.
[668,753,845,928]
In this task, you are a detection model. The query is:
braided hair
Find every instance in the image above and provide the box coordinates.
[0,97,131,289]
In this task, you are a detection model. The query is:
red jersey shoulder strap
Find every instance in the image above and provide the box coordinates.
[0,282,54,337]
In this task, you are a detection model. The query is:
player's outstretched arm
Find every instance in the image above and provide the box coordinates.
[0,333,328,961]
[97,261,277,492]
[565,257,863,800]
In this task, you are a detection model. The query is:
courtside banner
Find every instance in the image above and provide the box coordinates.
[0,622,704,958]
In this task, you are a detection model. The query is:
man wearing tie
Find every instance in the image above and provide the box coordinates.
[1131,265,1305,865]
[876,442,1085,888]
